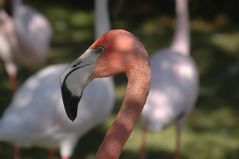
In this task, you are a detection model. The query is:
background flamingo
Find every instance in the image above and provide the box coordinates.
[140,0,199,158]
[0,0,115,159]
[0,0,52,92]
[0,63,114,159]
[60,29,151,159]
[0,0,114,158]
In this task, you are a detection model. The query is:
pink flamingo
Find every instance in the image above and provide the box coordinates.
[60,29,151,159]
[0,0,52,93]
[140,0,199,158]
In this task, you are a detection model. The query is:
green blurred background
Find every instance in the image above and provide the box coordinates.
[0,0,238,158]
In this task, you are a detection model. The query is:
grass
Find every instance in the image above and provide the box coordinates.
[0,0,239,159]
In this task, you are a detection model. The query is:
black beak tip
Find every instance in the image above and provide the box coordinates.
[63,93,82,121]
[64,103,78,121]
[61,82,82,121]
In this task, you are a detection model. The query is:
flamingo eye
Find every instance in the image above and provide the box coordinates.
[95,46,105,55]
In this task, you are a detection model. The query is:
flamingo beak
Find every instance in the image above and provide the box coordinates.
[60,48,101,121]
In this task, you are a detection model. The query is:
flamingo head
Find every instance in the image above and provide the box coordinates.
[60,29,148,121]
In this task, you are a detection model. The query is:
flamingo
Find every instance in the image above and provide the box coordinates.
[140,0,199,159]
[60,29,151,159]
[0,63,115,159]
[0,0,115,158]
[0,0,52,92]
[0,0,116,159]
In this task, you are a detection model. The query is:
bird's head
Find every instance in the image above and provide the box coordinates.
[60,29,148,121]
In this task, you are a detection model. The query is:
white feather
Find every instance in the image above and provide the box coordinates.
[0,64,115,157]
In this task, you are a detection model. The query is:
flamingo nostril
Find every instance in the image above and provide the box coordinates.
[72,61,82,68]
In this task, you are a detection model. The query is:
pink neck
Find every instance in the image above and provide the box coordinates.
[96,61,151,159]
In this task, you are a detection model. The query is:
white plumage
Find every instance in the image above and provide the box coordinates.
[94,0,110,39]
[141,51,198,130]
[0,64,115,158]
[0,0,115,158]
[140,0,199,158]
[0,0,52,92]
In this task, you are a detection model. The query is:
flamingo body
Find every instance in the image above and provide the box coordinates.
[0,0,115,158]
[0,64,114,158]
[12,5,52,66]
[0,5,52,67]
[141,49,198,131]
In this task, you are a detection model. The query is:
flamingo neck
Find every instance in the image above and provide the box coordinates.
[170,0,190,55]
[96,60,151,159]
[12,0,22,17]
[94,0,110,39]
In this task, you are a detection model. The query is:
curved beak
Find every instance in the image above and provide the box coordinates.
[60,48,101,121]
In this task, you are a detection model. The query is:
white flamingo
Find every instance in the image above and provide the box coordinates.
[60,29,151,159]
[0,0,115,159]
[0,0,52,92]
[0,64,114,159]
[140,0,199,158]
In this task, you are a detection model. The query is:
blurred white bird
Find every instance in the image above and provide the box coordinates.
[0,64,115,159]
[0,0,115,159]
[0,0,52,92]
[140,0,199,159]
